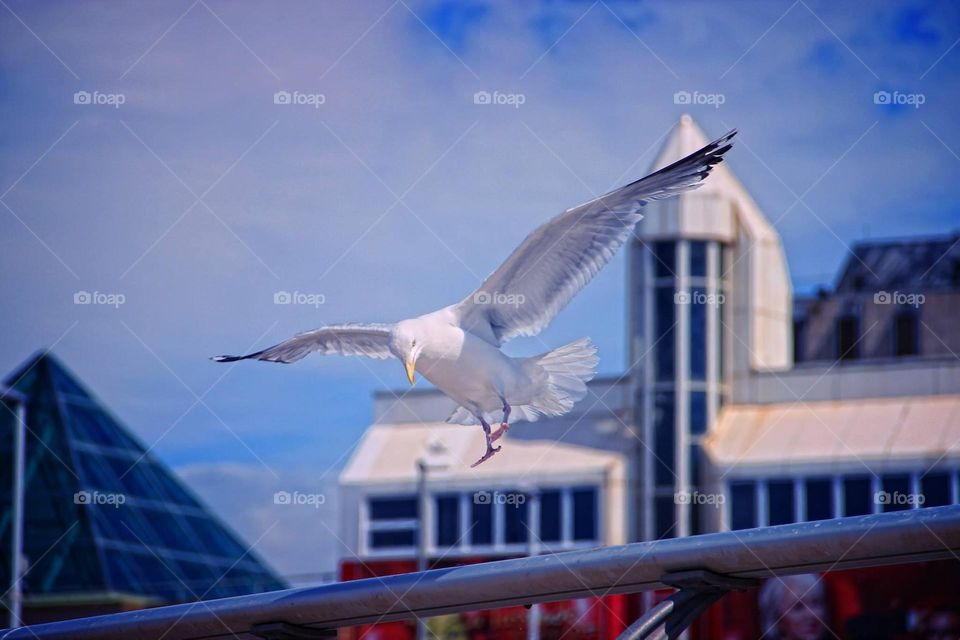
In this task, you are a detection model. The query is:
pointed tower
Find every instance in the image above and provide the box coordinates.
[0,352,285,611]
[627,115,791,541]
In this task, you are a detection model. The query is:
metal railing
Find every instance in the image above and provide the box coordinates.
[2,505,959,640]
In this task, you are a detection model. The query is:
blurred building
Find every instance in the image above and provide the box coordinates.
[338,114,960,638]
[0,353,285,625]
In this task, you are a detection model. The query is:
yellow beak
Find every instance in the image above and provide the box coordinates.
[404,357,416,386]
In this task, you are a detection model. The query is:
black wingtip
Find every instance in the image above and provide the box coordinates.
[211,355,242,363]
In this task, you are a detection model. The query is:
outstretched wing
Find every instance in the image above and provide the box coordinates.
[212,323,394,363]
[454,130,736,346]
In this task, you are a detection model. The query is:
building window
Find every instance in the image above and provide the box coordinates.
[435,495,459,547]
[539,490,562,543]
[689,286,707,380]
[655,286,676,382]
[793,319,805,363]
[470,499,493,546]
[843,476,872,516]
[653,241,675,278]
[921,472,952,507]
[805,478,833,521]
[572,487,598,541]
[894,310,919,356]
[368,496,418,550]
[655,495,676,539]
[503,492,529,544]
[689,392,707,436]
[836,314,860,360]
[430,487,601,551]
[653,392,675,487]
[767,479,795,526]
[880,474,911,512]
[730,481,757,530]
[690,241,707,277]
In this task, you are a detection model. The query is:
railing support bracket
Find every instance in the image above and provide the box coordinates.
[616,569,758,640]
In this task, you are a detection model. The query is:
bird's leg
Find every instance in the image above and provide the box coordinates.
[470,416,501,468]
[490,399,510,443]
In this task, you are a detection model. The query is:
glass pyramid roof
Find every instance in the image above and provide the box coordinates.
[0,352,286,604]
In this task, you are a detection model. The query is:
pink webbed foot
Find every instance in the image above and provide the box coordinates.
[490,423,510,443]
[470,445,502,468]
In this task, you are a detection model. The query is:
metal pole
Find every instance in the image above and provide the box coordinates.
[7,395,26,629]
[3,506,959,640]
[416,460,427,640]
[526,490,540,640]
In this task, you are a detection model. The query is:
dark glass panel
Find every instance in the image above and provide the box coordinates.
[690,287,707,380]
[654,496,675,539]
[503,492,529,544]
[805,478,833,521]
[539,490,562,543]
[370,529,416,548]
[470,500,493,545]
[369,496,418,520]
[690,241,707,277]
[653,241,675,278]
[881,474,912,512]
[767,479,795,526]
[894,311,919,356]
[655,286,676,382]
[572,487,597,541]
[843,476,872,516]
[730,481,756,530]
[921,473,951,507]
[653,392,675,487]
[435,494,459,547]
[837,315,860,360]
[690,392,707,436]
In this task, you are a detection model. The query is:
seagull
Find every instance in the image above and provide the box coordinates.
[214,130,736,467]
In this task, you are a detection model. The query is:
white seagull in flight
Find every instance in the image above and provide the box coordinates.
[214,130,736,467]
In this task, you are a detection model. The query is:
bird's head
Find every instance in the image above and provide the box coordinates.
[389,321,424,386]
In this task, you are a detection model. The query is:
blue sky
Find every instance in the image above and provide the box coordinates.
[2,0,959,577]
